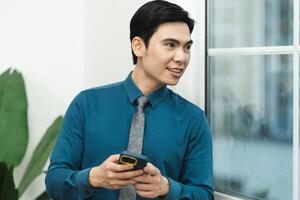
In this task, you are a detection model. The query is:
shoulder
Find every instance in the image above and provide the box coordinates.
[74,81,123,100]
[70,81,125,107]
[80,81,124,97]
[167,89,209,132]
[168,89,205,118]
[168,90,211,137]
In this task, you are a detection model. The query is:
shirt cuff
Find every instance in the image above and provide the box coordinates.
[161,177,181,200]
[72,168,96,196]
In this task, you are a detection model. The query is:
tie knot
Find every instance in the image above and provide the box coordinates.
[137,96,148,108]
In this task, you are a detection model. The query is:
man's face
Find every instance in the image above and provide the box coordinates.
[137,22,192,88]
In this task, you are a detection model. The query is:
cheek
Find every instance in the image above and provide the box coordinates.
[158,51,175,63]
[185,54,191,65]
[144,47,173,71]
[149,45,171,58]
[151,51,172,65]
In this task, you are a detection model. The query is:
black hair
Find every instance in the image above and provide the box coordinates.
[130,0,195,64]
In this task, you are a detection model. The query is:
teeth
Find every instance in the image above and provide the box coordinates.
[167,68,182,73]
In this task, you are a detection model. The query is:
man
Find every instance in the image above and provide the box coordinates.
[45,0,214,199]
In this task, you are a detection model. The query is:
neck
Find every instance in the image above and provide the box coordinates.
[131,66,164,96]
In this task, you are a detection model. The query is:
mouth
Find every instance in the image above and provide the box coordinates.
[166,67,184,77]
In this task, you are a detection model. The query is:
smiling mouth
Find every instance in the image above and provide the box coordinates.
[167,67,184,75]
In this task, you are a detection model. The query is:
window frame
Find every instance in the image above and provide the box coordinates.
[206,0,300,199]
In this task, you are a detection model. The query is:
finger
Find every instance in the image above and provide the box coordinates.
[109,162,134,172]
[144,163,160,176]
[136,190,157,198]
[132,174,152,183]
[109,178,137,187]
[113,170,144,180]
[107,154,121,162]
[134,182,154,191]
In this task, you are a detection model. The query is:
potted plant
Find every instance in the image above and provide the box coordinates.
[0,68,63,200]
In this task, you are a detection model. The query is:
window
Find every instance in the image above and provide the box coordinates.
[207,0,299,199]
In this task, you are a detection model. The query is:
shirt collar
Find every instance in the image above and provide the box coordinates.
[124,72,168,108]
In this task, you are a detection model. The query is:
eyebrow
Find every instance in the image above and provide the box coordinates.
[162,38,193,46]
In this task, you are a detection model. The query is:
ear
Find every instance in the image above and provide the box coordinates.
[131,36,145,58]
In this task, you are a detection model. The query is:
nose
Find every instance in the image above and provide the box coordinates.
[173,48,188,63]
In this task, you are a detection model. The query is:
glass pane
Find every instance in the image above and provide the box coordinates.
[208,55,293,200]
[208,0,293,48]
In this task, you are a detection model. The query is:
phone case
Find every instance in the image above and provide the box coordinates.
[119,151,148,170]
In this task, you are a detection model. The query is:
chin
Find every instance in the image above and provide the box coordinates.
[160,76,181,86]
[166,81,179,86]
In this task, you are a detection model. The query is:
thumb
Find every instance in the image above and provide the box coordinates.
[144,163,160,176]
[108,154,121,163]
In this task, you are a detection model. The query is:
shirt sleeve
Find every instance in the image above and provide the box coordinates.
[162,111,214,200]
[45,93,95,200]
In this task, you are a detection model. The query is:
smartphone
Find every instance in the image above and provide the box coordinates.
[119,151,148,170]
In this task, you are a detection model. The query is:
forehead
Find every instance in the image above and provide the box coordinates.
[151,22,191,43]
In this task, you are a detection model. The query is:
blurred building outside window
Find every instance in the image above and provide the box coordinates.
[207,0,299,200]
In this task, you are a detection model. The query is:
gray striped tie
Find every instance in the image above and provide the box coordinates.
[119,96,149,200]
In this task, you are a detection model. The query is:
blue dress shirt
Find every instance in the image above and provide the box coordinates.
[46,73,214,200]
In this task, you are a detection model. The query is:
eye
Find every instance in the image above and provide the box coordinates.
[185,44,192,51]
[165,42,176,49]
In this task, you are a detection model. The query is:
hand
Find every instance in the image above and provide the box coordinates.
[88,154,144,189]
[133,163,169,198]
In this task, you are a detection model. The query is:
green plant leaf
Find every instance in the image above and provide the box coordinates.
[0,69,10,103]
[0,69,28,167]
[0,162,18,200]
[18,116,63,197]
[34,191,50,200]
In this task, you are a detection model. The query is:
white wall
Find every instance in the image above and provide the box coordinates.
[84,0,149,88]
[0,0,205,199]
[0,0,84,199]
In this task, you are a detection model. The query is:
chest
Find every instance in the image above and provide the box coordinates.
[82,104,190,175]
